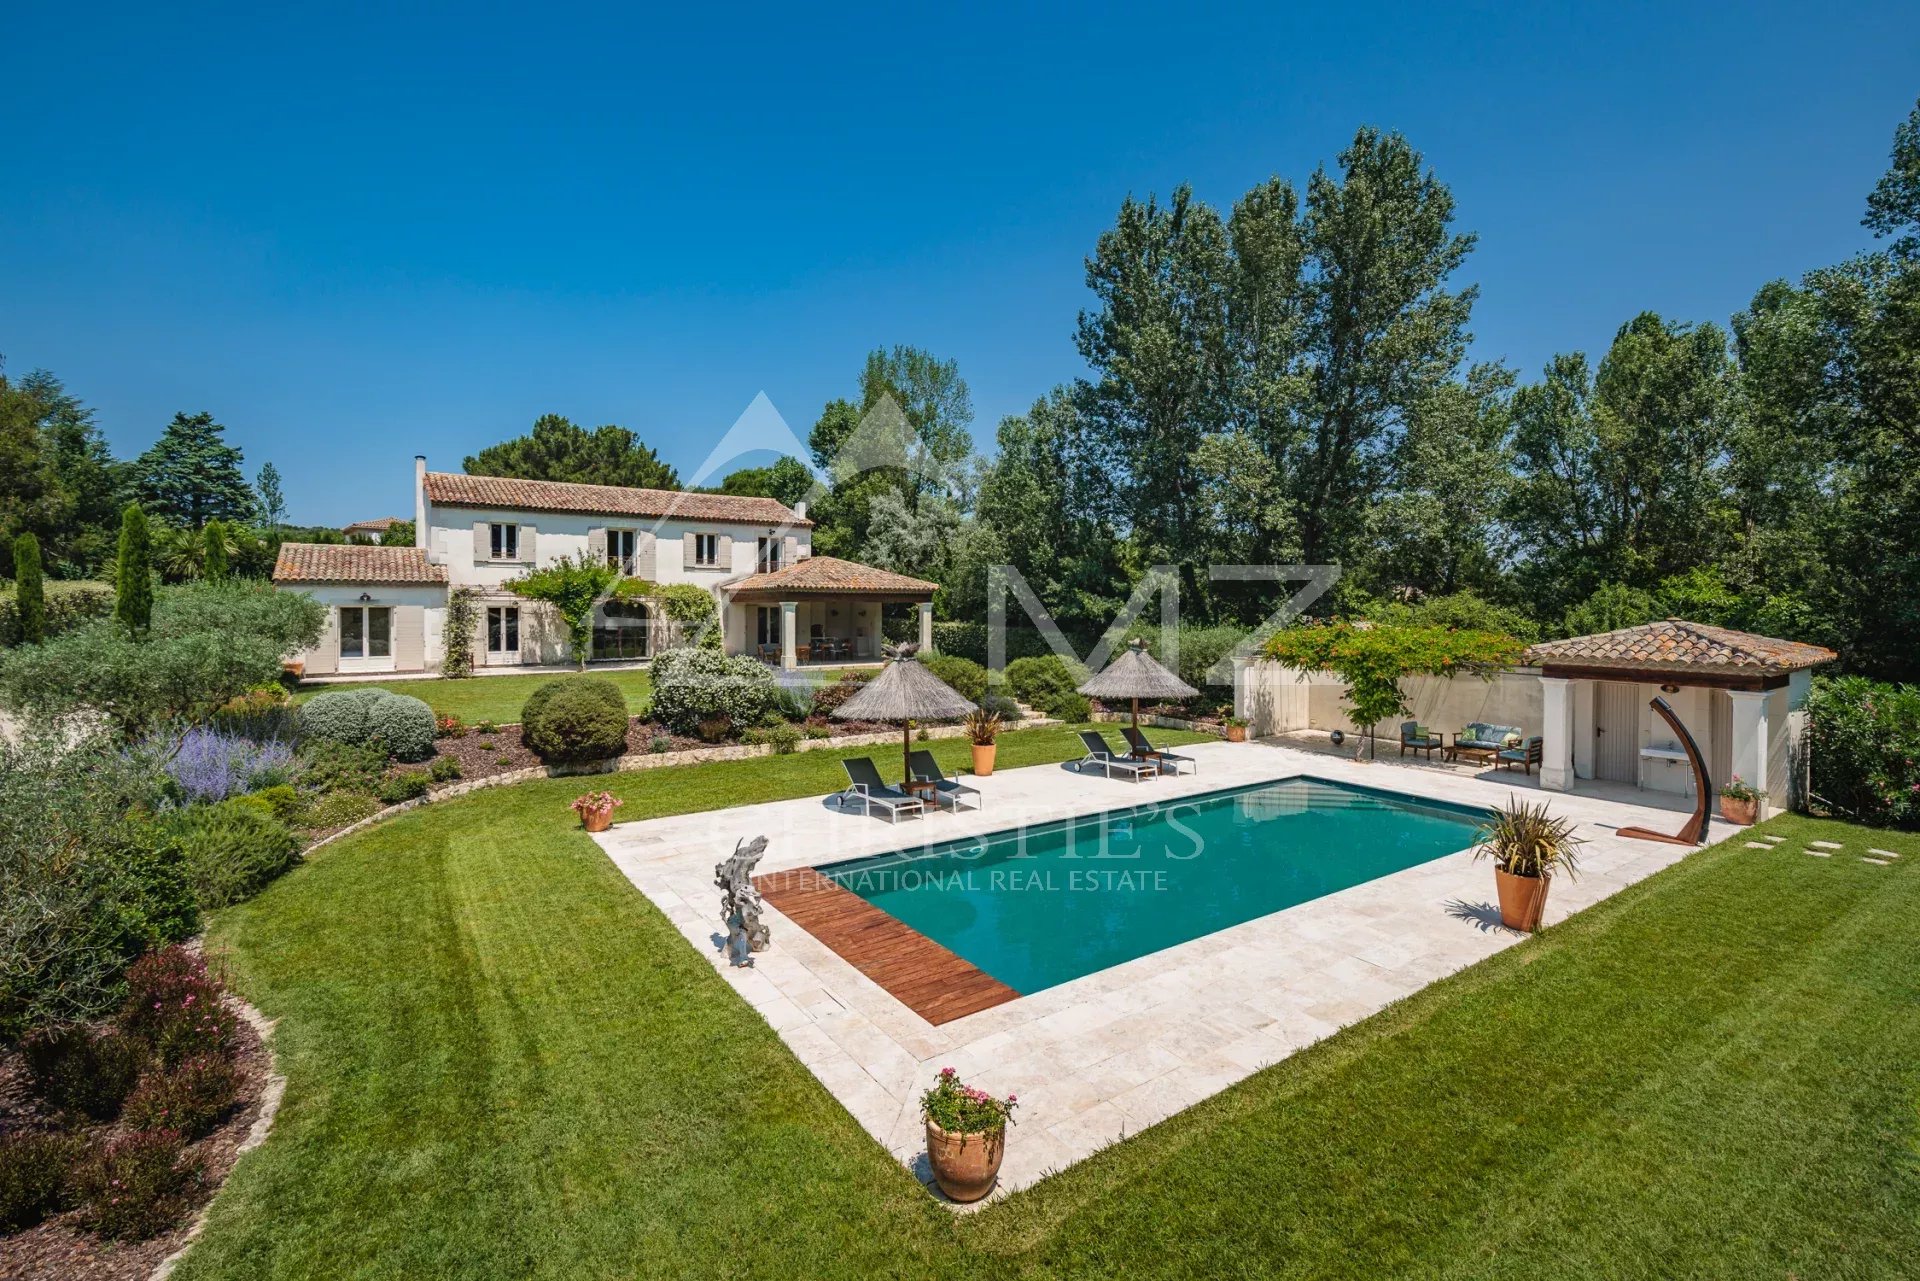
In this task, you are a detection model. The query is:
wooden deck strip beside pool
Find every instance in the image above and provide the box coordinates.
[755,868,1020,1025]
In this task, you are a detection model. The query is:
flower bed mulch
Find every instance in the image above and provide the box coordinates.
[0,1009,272,1281]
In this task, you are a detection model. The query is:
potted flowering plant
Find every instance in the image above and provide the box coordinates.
[921,1066,1017,1202]
[1718,776,1766,825]
[1222,715,1249,743]
[1475,797,1584,932]
[963,707,1003,776]
[570,790,623,833]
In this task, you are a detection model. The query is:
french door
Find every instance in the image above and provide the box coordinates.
[486,605,520,664]
[339,606,393,671]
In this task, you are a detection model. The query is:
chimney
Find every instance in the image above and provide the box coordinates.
[793,500,807,521]
[414,455,428,551]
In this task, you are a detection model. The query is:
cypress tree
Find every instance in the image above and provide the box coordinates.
[115,503,154,637]
[202,519,229,581]
[12,532,45,644]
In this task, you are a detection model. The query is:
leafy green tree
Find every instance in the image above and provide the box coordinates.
[465,414,678,489]
[1559,582,1662,638]
[1864,95,1920,260]
[712,456,817,508]
[114,504,154,636]
[134,411,256,528]
[12,532,45,643]
[201,520,229,581]
[255,461,287,530]
[503,552,622,671]
[378,519,416,547]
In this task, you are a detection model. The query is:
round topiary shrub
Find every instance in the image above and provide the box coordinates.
[922,654,988,704]
[165,799,301,909]
[520,678,630,764]
[649,649,778,737]
[364,691,436,762]
[297,687,383,746]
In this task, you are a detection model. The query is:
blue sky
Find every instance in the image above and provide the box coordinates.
[2,2,1915,525]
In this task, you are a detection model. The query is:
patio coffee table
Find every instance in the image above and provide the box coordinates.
[1447,736,1500,766]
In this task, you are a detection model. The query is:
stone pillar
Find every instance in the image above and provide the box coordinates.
[780,601,798,671]
[1539,676,1575,792]
[917,600,933,652]
[1728,689,1771,816]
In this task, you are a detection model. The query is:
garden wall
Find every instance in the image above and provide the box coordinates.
[1237,661,1545,743]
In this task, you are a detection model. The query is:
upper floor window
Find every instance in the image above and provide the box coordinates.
[692,533,720,567]
[489,522,520,560]
[606,528,635,570]
[757,536,782,572]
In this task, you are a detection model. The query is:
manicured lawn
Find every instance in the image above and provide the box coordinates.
[292,668,654,724]
[186,748,1919,1279]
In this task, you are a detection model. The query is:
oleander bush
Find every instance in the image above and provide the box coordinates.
[1803,674,1920,827]
[21,1026,148,1122]
[520,678,630,763]
[164,801,301,910]
[119,947,238,1069]
[121,1053,243,1140]
[649,649,778,737]
[70,1128,203,1240]
[0,1131,80,1233]
[922,654,988,704]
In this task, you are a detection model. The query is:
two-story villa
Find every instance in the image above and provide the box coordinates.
[273,456,937,675]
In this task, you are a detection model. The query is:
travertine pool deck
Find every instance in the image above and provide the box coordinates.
[593,737,1707,1202]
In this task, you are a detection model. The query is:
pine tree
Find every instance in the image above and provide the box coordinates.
[115,503,154,636]
[256,461,287,530]
[12,532,45,644]
[202,519,229,580]
[134,411,256,528]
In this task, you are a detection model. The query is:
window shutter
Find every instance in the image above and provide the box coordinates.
[635,531,657,578]
[682,531,696,568]
[520,525,536,563]
[473,521,490,562]
[587,527,606,566]
[782,535,797,565]
[716,534,733,570]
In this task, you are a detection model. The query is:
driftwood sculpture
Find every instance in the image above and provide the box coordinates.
[715,835,771,966]
[1618,696,1714,847]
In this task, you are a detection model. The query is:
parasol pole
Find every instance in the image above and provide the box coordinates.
[902,720,913,787]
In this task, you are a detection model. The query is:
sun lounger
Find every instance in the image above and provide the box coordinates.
[1076,730,1158,781]
[1122,726,1197,775]
[908,750,983,812]
[836,757,924,822]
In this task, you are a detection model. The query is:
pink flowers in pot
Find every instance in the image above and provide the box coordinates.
[569,791,623,822]
[921,1065,1019,1134]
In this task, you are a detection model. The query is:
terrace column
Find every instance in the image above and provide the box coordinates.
[1539,676,1575,792]
[780,601,798,671]
[917,600,933,652]
[1727,689,1771,816]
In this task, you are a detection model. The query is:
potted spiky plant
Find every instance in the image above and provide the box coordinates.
[1475,798,1584,932]
[963,707,1003,776]
[922,1067,1017,1202]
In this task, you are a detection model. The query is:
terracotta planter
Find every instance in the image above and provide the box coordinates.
[925,1120,1005,1202]
[1223,725,1248,743]
[971,743,997,777]
[1718,795,1759,825]
[1493,867,1549,932]
[580,809,613,833]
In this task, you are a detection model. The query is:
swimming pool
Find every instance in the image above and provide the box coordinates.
[822,777,1489,995]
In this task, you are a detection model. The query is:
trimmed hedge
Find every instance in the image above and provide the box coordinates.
[521,678,630,764]
[928,622,1095,667]
[921,654,988,704]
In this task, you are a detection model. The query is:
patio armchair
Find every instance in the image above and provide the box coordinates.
[1398,720,1444,761]
[835,757,925,823]
[1497,735,1544,775]
[908,750,983,812]
[1076,730,1159,782]
[1122,726,1197,775]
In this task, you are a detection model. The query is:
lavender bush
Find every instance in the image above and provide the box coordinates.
[152,726,296,804]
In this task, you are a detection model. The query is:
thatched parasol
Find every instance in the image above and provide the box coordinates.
[832,643,977,786]
[1078,639,1199,735]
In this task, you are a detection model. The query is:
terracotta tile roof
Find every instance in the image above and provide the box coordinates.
[342,516,404,532]
[422,471,810,527]
[1525,619,1836,673]
[725,555,936,597]
[272,543,447,585]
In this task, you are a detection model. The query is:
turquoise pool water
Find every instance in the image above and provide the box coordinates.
[823,777,1487,996]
